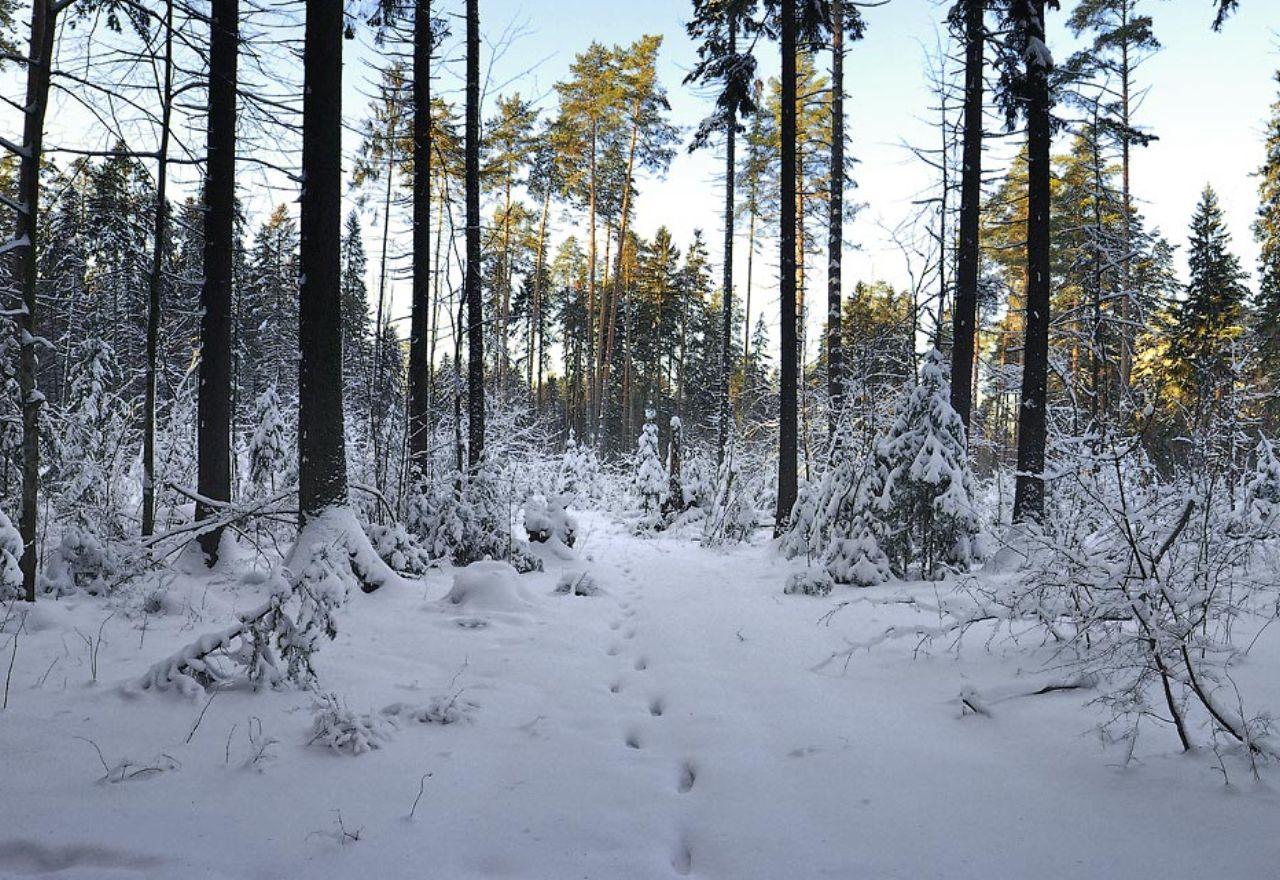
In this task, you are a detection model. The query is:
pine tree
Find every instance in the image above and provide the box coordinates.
[340,211,374,423]
[248,383,289,494]
[634,408,668,528]
[1255,71,1280,427]
[866,350,980,579]
[1167,186,1248,415]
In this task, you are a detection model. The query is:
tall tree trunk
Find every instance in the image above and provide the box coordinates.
[599,127,640,445]
[407,0,432,471]
[530,188,550,405]
[775,1,799,534]
[718,18,738,463]
[465,0,484,468]
[585,124,598,442]
[298,0,348,519]
[951,0,984,433]
[826,0,844,442]
[371,148,395,492]
[10,0,58,600]
[142,0,174,538]
[197,0,237,562]
[1119,2,1133,395]
[1013,0,1052,524]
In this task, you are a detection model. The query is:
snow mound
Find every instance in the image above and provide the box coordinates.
[441,561,536,611]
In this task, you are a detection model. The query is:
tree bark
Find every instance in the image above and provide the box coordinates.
[142,0,174,538]
[1013,0,1052,524]
[775,0,799,534]
[407,0,432,471]
[826,0,844,441]
[197,0,237,562]
[10,0,58,600]
[950,0,984,433]
[718,18,738,463]
[298,0,349,519]
[465,0,484,468]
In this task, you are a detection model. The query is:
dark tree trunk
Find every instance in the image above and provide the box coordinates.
[143,0,175,538]
[1013,0,1051,523]
[298,0,348,519]
[718,18,737,464]
[197,0,237,562]
[826,0,844,441]
[11,0,58,600]
[775,0,799,534]
[465,0,484,468]
[408,0,431,470]
[950,0,983,433]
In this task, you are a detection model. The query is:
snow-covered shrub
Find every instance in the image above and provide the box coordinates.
[247,383,291,494]
[41,525,124,596]
[1234,436,1280,532]
[779,480,820,559]
[864,349,980,579]
[523,494,577,547]
[383,694,477,726]
[137,541,352,695]
[664,416,686,515]
[309,693,393,755]
[702,436,759,547]
[50,340,135,535]
[408,462,542,572]
[681,449,716,510]
[555,569,599,596]
[0,509,22,600]
[364,521,432,576]
[783,569,834,598]
[634,410,668,526]
[557,429,601,505]
[824,502,891,586]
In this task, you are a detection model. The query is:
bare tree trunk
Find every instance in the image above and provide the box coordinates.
[298,0,348,518]
[407,0,432,471]
[775,1,799,535]
[197,0,237,562]
[371,146,395,491]
[951,0,984,433]
[142,0,175,538]
[9,0,59,600]
[1013,0,1052,524]
[718,18,738,463]
[465,0,484,468]
[826,0,844,442]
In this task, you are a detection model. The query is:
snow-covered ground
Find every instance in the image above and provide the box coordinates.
[2,512,1278,879]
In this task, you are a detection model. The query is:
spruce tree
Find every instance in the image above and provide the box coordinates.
[1168,186,1248,413]
[1255,71,1280,426]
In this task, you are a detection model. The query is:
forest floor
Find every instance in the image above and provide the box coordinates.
[1,511,1279,879]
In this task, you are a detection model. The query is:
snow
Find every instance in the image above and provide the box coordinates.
[1,512,1279,878]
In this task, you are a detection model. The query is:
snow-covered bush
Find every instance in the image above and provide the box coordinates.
[248,383,291,494]
[408,462,542,572]
[309,693,393,755]
[633,410,668,531]
[523,494,577,547]
[702,436,759,547]
[137,540,353,695]
[557,429,601,506]
[1234,436,1280,532]
[779,480,821,559]
[824,502,891,586]
[664,416,686,515]
[555,569,599,596]
[864,349,980,579]
[783,569,834,598]
[364,521,433,576]
[41,525,125,596]
[0,509,21,600]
